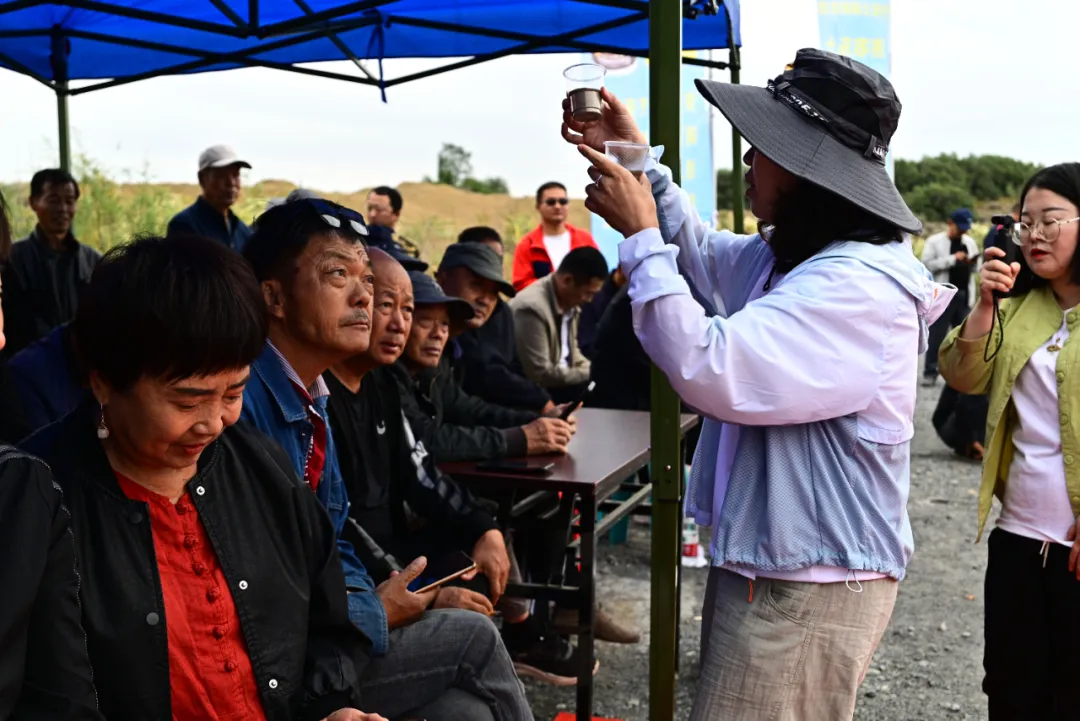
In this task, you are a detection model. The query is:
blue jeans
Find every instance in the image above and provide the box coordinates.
[360,609,532,721]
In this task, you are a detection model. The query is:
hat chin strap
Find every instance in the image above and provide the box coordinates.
[766,79,889,167]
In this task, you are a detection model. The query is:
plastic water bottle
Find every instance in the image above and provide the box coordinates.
[681,517,708,568]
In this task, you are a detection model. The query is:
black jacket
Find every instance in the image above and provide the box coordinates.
[325,367,497,580]
[23,401,370,721]
[390,355,539,463]
[456,300,551,412]
[0,229,100,357]
[589,285,652,412]
[0,445,101,721]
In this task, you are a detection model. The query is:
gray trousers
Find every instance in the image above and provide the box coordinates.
[691,567,897,721]
[360,609,533,721]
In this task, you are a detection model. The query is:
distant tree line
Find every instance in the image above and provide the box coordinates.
[427,143,509,195]
[716,153,1041,223]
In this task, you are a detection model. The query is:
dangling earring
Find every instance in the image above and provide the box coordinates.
[97,405,110,440]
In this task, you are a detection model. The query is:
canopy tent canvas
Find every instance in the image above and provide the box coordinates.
[0,1,739,88]
[0,3,744,719]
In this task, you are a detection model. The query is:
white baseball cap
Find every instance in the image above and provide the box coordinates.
[198,144,252,172]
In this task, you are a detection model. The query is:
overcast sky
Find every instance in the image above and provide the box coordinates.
[0,0,1075,196]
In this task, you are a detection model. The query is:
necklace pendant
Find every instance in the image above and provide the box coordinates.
[1048,343,1062,354]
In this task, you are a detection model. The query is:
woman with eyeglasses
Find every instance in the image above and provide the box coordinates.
[940,163,1080,720]
[22,234,384,721]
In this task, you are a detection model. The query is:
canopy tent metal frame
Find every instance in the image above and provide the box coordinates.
[0,1,744,718]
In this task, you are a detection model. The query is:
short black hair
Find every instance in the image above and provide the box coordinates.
[535,182,567,205]
[244,199,367,284]
[557,246,608,285]
[74,234,267,393]
[30,168,80,200]
[1013,163,1080,294]
[371,186,403,215]
[457,226,503,247]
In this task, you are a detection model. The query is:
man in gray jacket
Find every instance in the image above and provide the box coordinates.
[920,208,980,385]
[510,246,608,403]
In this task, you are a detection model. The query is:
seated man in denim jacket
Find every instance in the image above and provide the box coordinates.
[240,198,532,721]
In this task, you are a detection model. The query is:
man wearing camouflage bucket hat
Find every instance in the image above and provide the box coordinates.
[563,49,956,719]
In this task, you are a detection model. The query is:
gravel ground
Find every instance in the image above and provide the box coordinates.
[524,381,993,720]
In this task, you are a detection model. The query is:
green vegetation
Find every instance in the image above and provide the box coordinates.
[426,143,510,196]
[895,154,1038,221]
[715,153,1041,236]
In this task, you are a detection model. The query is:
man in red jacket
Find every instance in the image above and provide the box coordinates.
[512,181,598,291]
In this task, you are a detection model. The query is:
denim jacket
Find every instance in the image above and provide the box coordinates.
[621,158,954,581]
[242,343,389,655]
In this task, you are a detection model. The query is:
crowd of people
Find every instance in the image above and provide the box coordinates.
[1,45,1078,721]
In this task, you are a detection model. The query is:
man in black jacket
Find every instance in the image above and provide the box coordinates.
[328,249,589,685]
[444,231,554,412]
[391,270,575,463]
[2,169,100,357]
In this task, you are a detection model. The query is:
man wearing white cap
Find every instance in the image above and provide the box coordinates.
[166,144,253,252]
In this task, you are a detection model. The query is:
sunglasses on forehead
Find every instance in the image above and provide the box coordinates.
[276,197,369,237]
[544,198,569,207]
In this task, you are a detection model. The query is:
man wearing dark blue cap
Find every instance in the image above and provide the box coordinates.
[921,208,981,385]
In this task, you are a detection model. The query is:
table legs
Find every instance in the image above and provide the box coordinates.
[576,493,596,721]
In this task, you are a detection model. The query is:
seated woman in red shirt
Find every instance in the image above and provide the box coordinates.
[23,235,382,721]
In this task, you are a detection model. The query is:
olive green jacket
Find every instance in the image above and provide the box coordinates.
[939,286,1080,540]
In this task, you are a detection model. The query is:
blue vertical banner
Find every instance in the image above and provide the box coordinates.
[816,1,893,177]
[585,52,715,267]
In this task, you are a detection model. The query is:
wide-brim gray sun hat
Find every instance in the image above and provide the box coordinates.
[695,48,921,234]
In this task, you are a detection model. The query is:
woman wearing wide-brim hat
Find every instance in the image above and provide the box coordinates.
[563,48,955,719]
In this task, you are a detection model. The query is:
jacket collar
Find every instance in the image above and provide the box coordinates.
[251,341,310,424]
[30,225,79,252]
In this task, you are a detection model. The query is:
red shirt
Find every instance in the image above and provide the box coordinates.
[116,473,267,721]
[512,223,598,291]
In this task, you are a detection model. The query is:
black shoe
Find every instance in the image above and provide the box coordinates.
[922,374,938,387]
[511,637,599,687]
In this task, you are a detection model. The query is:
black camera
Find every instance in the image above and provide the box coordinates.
[989,214,1018,265]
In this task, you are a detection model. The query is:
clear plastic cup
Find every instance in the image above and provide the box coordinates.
[605,141,651,177]
[564,63,606,123]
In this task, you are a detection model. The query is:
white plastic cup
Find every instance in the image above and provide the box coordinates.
[604,141,651,178]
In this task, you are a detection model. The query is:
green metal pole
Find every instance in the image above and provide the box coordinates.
[57,82,71,172]
[727,21,744,233]
[648,3,682,720]
[51,30,71,172]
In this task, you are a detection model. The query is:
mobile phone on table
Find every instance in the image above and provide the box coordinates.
[559,381,596,420]
[408,551,478,594]
[475,459,555,476]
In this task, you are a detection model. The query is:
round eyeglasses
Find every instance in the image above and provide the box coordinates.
[1012,217,1080,245]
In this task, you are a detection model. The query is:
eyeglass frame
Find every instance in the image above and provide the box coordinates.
[543,198,570,207]
[1011,216,1080,245]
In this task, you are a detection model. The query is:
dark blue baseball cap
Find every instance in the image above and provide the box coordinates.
[408,271,475,326]
[950,208,974,231]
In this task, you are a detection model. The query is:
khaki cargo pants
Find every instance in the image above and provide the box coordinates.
[689,567,897,721]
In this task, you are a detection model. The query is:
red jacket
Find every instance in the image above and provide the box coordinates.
[512,223,597,292]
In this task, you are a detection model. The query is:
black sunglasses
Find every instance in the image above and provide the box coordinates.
[544,198,570,207]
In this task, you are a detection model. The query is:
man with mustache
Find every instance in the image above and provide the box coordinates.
[241,201,522,719]
[2,168,99,356]
[324,249,541,707]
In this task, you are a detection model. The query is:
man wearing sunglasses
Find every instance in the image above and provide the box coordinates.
[512,182,598,292]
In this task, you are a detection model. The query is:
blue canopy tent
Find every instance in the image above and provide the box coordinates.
[0,2,742,718]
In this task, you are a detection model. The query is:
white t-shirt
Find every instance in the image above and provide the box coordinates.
[997,311,1074,546]
[544,231,572,272]
[559,314,572,368]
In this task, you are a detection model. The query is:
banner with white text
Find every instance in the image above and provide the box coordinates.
[816,1,893,177]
